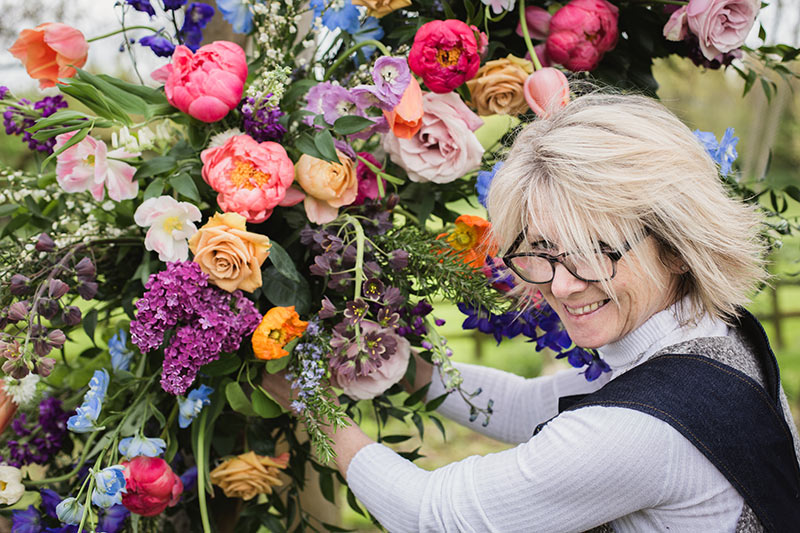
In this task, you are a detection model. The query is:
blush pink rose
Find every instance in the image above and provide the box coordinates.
[546,0,619,72]
[122,456,183,517]
[408,19,485,93]
[54,131,139,202]
[523,67,570,118]
[383,92,484,184]
[331,323,410,400]
[685,0,759,60]
[201,134,303,223]
[154,41,247,123]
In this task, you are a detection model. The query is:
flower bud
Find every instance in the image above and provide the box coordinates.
[47,329,66,348]
[385,193,400,210]
[7,301,29,322]
[33,338,52,357]
[35,233,56,252]
[35,357,56,377]
[37,298,59,320]
[75,257,95,278]
[62,306,82,326]
[48,279,69,299]
[78,281,98,300]
[2,359,29,379]
[388,249,409,270]
[9,274,30,296]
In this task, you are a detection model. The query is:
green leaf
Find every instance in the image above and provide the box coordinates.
[268,241,301,282]
[59,81,132,125]
[133,156,177,180]
[150,401,167,428]
[333,115,375,135]
[429,415,447,440]
[319,469,335,503]
[295,132,325,160]
[201,354,241,376]
[404,382,431,407]
[30,123,91,141]
[42,126,91,168]
[27,110,94,132]
[142,178,165,201]
[0,203,20,217]
[411,412,424,438]
[266,355,291,373]
[83,308,98,344]
[313,129,340,164]
[742,69,757,96]
[261,266,311,314]
[381,434,412,444]
[784,185,800,204]
[225,381,257,417]
[170,173,201,202]
[346,488,366,517]
[758,23,766,41]
[75,68,149,116]
[97,74,169,105]
[252,386,282,418]
[280,78,316,108]
[425,393,448,412]
[164,434,178,464]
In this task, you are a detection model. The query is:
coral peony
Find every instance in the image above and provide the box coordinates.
[294,150,358,224]
[188,212,271,292]
[383,92,484,184]
[121,456,183,517]
[408,19,485,93]
[252,306,308,360]
[467,55,533,116]
[9,23,88,89]
[210,451,289,500]
[383,76,423,139]
[200,133,303,223]
[546,0,619,72]
[154,41,247,123]
[523,67,571,118]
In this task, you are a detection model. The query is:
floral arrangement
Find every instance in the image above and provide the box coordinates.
[1,0,797,531]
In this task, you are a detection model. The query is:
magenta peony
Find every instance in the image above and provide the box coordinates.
[408,19,485,93]
[121,456,183,517]
[201,134,303,223]
[546,0,619,72]
[153,41,247,123]
[383,92,484,184]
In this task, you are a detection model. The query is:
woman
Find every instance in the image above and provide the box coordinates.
[265,93,800,532]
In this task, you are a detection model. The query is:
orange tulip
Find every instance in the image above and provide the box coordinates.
[9,23,89,89]
[523,67,570,119]
[383,77,423,139]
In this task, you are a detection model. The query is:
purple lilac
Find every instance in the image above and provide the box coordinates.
[6,397,71,467]
[0,86,8,99]
[3,95,68,154]
[130,262,261,395]
[241,96,286,143]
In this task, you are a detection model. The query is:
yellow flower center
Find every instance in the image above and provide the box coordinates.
[268,329,285,342]
[230,160,271,190]
[436,47,462,68]
[0,480,6,491]
[162,216,183,233]
[85,155,96,166]
[447,222,477,251]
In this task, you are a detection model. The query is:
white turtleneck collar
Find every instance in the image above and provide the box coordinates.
[598,298,730,379]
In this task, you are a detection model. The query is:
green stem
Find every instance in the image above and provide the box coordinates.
[197,407,213,533]
[344,216,366,299]
[77,449,105,533]
[324,40,392,80]
[23,432,99,486]
[518,0,543,71]
[393,206,420,226]
[87,26,160,42]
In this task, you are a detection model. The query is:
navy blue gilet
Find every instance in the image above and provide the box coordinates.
[534,310,800,532]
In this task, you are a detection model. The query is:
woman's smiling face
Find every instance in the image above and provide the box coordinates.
[531,227,679,349]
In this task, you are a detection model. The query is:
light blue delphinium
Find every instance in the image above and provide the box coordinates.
[178,384,214,428]
[310,0,361,34]
[118,434,167,458]
[693,128,739,176]
[86,368,110,403]
[352,17,385,63]
[55,497,85,525]
[217,0,253,33]
[109,330,134,373]
[66,369,110,433]
[92,465,127,509]
[476,161,503,208]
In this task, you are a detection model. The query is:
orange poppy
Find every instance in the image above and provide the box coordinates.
[252,306,308,360]
[437,214,498,268]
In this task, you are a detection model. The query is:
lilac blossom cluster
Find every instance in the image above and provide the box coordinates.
[130,261,262,395]
[2,397,71,467]
[241,95,286,143]
[2,90,68,154]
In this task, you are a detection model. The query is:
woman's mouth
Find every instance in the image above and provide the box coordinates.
[563,299,611,317]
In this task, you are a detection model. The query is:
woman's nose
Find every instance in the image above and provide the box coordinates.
[549,262,589,298]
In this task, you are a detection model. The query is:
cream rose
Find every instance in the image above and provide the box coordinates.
[188,212,271,293]
[294,150,358,224]
[466,55,533,116]
[0,464,25,505]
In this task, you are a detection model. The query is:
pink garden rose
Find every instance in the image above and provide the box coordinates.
[383,92,484,184]
[54,131,139,202]
[122,456,183,517]
[664,0,759,61]
[200,134,303,223]
[546,0,619,71]
[331,323,410,400]
[523,67,571,118]
[153,41,247,123]
[408,19,485,93]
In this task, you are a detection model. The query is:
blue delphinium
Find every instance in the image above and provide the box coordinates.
[97,505,130,533]
[56,497,85,526]
[109,329,135,372]
[92,465,127,509]
[126,0,156,16]
[477,162,503,208]
[66,369,110,433]
[217,0,253,33]
[139,34,176,57]
[178,384,214,428]
[693,127,739,176]
[11,505,41,533]
[352,17,384,62]
[179,2,215,51]
[118,434,167,458]
[311,0,361,34]
[163,0,187,9]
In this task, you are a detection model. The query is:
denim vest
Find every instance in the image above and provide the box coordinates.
[535,310,800,532]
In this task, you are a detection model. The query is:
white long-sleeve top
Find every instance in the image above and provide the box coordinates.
[346,306,754,532]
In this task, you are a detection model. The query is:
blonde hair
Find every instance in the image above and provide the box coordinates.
[486,92,768,323]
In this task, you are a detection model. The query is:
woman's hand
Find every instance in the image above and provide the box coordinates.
[260,369,295,412]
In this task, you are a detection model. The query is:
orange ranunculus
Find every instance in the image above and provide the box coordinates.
[252,306,308,360]
[352,0,411,18]
[437,215,498,268]
[9,23,89,89]
[383,77,423,139]
[210,451,289,500]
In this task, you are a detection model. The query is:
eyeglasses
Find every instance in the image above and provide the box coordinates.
[502,230,649,284]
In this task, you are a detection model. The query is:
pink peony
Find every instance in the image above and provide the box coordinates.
[54,131,139,202]
[154,41,247,123]
[122,456,183,517]
[201,134,302,223]
[686,0,759,60]
[383,92,484,184]
[331,323,410,400]
[523,68,571,118]
[546,0,619,72]
[408,19,485,93]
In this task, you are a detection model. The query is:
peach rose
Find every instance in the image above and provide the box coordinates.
[210,451,288,501]
[294,150,358,224]
[9,23,88,89]
[467,55,533,116]
[352,0,411,17]
[188,212,271,292]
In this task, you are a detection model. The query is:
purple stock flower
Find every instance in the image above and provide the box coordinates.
[241,96,286,142]
[371,56,410,110]
[7,397,71,467]
[140,34,176,57]
[4,95,67,154]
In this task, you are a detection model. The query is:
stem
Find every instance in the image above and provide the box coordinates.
[393,206,421,226]
[77,449,105,533]
[87,26,159,42]
[23,431,99,486]
[323,40,392,80]
[518,0,543,71]
[197,407,213,533]
[344,216,366,299]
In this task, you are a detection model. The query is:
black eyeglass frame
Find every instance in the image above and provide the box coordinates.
[501,229,649,284]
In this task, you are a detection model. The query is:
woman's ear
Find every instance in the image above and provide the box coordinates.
[658,245,688,275]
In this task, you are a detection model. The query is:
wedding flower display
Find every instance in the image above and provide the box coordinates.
[9,23,88,88]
